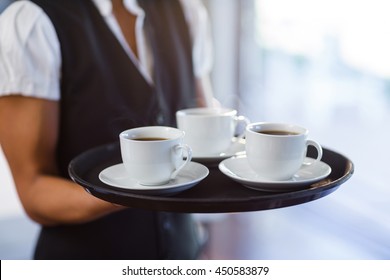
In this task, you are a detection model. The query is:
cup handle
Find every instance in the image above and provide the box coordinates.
[234,115,250,141]
[303,139,323,166]
[170,144,192,180]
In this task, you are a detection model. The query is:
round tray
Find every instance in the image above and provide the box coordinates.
[68,142,354,213]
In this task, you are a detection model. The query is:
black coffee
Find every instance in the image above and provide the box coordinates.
[257,130,299,136]
[133,137,169,141]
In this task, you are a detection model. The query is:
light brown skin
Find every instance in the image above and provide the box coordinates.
[0,0,212,226]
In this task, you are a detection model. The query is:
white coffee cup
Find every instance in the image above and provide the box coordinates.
[176,107,249,156]
[245,122,323,181]
[119,126,192,185]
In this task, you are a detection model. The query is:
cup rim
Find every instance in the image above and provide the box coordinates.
[119,126,184,142]
[176,107,237,117]
[246,122,308,137]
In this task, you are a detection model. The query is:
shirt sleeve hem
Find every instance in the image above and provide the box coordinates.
[0,81,60,101]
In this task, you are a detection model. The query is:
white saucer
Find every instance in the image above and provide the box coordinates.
[219,155,332,192]
[192,138,246,166]
[99,162,209,196]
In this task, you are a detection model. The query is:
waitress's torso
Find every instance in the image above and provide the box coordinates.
[9,0,202,259]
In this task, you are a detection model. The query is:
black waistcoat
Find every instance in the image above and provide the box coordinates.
[31,0,197,176]
[29,0,200,259]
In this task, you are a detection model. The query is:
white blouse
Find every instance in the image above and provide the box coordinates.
[0,0,213,100]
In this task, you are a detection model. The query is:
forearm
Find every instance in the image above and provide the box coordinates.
[19,173,123,226]
[195,75,220,107]
[0,96,123,226]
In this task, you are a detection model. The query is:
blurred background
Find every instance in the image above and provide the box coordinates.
[1,0,390,259]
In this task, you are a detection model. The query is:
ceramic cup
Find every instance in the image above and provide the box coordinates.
[119,126,192,185]
[245,122,323,181]
[176,107,249,156]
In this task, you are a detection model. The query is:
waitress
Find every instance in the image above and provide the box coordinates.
[0,0,214,259]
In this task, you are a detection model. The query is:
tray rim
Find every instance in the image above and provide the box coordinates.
[68,142,354,213]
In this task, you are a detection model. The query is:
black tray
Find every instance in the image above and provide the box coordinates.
[68,142,354,213]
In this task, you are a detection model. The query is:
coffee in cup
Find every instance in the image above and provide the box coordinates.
[245,122,323,181]
[176,107,249,156]
[119,126,192,185]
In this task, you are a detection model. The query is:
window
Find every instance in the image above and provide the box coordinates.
[205,0,390,259]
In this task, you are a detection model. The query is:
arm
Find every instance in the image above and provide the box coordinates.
[0,96,123,226]
[195,75,220,107]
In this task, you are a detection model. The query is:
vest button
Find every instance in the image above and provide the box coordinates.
[163,220,172,231]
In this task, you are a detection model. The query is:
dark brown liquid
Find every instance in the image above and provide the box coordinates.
[133,137,169,141]
[257,130,299,136]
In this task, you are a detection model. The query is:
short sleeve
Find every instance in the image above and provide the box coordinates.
[0,0,61,100]
[180,0,214,78]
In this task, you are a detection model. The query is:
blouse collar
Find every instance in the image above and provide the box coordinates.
[92,0,143,17]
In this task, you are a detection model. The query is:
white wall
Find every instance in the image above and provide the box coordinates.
[0,145,24,219]
[0,146,39,260]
